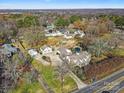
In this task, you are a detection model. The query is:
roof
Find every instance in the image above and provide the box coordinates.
[0,48,11,55]
[67,51,91,67]
[2,44,17,53]
[58,47,72,56]
[28,49,38,57]
[41,45,52,50]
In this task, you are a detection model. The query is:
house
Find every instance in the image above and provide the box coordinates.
[46,24,55,30]
[2,44,17,53]
[66,51,91,67]
[74,30,85,38]
[63,30,74,39]
[28,49,38,57]
[59,29,67,34]
[63,30,85,39]
[0,48,12,57]
[45,30,63,37]
[40,45,53,55]
[0,44,18,57]
[113,28,122,34]
[57,47,72,57]
[44,24,55,36]
[64,34,73,39]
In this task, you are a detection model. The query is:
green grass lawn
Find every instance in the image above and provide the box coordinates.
[32,60,77,93]
[9,81,46,93]
[112,48,124,56]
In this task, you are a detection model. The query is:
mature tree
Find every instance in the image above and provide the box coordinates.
[24,30,45,47]
[17,19,24,28]
[69,15,81,23]
[54,62,69,93]
[16,16,39,28]
[88,39,111,57]
[73,20,88,31]
[114,16,124,29]
[76,35,95,50]
[55,17,69,28]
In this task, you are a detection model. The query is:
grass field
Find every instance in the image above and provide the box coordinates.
[9,81,46,93]
[32,60,77,93]
[112,48,124,56]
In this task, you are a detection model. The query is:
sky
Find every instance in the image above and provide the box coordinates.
[0,0,124,9]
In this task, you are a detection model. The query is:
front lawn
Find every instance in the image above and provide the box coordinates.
[32,60,77,93]
[9,81,46,93]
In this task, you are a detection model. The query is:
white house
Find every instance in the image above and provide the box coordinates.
[63,30,74,39]
[74,30,85,38]
[45,31,63,37]
[64,34,73,39]
[40,45,53,55]
[28,49,38,57]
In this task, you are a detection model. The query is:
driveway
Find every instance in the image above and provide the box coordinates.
[34,50,62,66]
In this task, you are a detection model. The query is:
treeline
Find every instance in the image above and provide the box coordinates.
[17,16,39,28]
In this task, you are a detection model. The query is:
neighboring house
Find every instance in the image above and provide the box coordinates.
[40,45,53,55]
[44,24,56,36]
[64,34,73,39]
[0,44,17,57]
[63,30,85,39]
[59,29,67,34]
[2,44,17,53]
[45,30,63,37]
[28,49,38,57]
[0,48,12,57]
[63,30,74,39]
[57,47,72,57]
[46,24,55,30]
[113,28,122,34]
[74,30,85,38]
[66,51,91,67]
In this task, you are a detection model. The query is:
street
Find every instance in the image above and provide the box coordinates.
[74,69,124,93]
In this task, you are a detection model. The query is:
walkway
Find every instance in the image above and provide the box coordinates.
[69,71,87,89]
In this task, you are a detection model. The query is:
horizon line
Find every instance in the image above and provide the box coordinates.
[0,8,124,10]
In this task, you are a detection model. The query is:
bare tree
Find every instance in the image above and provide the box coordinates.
[54,62,69,93]
[88,39,111,57]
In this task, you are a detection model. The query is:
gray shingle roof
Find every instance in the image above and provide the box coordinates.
[58,47,72,56]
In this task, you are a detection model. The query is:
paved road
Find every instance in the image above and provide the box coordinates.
[74,69,124,93]
[109,80,124,93]
[95,77,124,93]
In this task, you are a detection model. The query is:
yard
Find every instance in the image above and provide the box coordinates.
[32,60,77,93]
[9,80,46,93]
[112,48,124,56]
